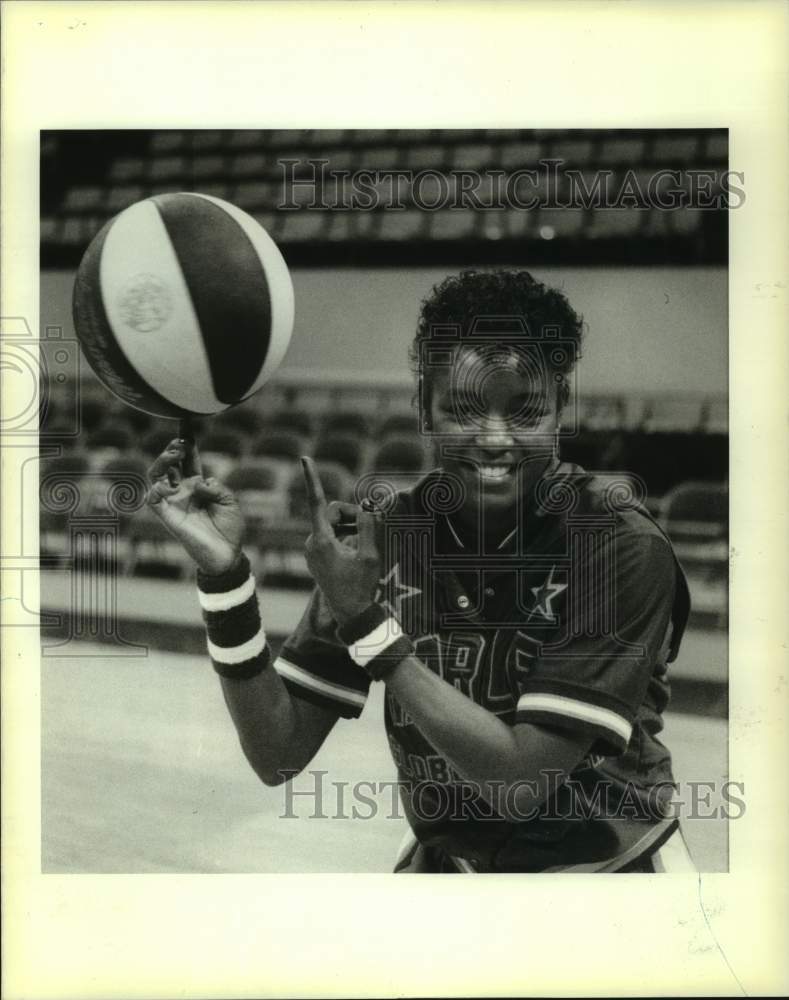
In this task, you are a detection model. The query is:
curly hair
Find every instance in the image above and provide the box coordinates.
[409,269,585,418]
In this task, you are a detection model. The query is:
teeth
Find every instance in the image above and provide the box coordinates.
[479,465,511,480]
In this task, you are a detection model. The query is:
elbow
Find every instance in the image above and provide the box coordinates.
[239,738,300,788]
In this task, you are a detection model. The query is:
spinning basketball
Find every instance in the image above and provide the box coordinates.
[72,192,294,417]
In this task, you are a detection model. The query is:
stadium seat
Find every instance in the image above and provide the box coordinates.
[371,435,425,474]
[278,212,330,242]
[40,216,60,242]
[226,460,291,533]
[586,209,643,239]
[232,181,279,210]
[314,433,364,475]
[287,460,352,520]
[407,145,450,170]
[108,157,146,182]
[149,156,188,182]
[505,208,536,238]
[450,144,495,170]
[321,411,369,439]
[305,129,349,148]
[498,141,543,170]
[190,131,225,151]
[535,207,585,239]
[63,186,105,212]
[40,453,91,561]
[190,154,227,180]
[213,406,265,437]
[79,394,112,432]
[703,131,728,162]
[598,136,647,165]
[550,137,595,163]
[126,509,193,579]
[198,429,247,480]
[60,217,102,246]
[227,130,267,150]
[266,129,306,148]
[106,185,146,213]
[430,210,479,241]
[263,409,314,438]
[348,129,400,146]
[659,480,728,568]
[360,146,402,170]
[379,413,419,440]
[85,425,134,470]
[149,131,186,154]
[561,430,605,473]
[198,430,245,458]
[229,152,270,179]
[252,429,304,462]
[649,134,699,164]
[322,148,360,171]
[378,209,428,241]
[670,209,704,236]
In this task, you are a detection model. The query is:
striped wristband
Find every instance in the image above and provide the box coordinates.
[337,604,414,681]
[197,554,271,680]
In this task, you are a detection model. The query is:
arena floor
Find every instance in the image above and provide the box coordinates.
[41,639,728,874]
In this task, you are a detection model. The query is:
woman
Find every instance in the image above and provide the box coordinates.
[146,270,695,872]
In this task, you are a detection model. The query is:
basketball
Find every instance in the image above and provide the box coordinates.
[72,192,295,418]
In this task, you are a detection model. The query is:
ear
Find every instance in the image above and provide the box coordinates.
[557,378,570,412]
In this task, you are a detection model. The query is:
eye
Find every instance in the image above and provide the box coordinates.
[505,395,550,426]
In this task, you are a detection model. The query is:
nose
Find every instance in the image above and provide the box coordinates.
[472,414,514,451]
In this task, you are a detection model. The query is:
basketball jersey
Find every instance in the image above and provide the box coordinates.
[273,463,691,872]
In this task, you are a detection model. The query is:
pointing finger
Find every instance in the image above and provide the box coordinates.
[301,456,331,536]
[180,437,203,479]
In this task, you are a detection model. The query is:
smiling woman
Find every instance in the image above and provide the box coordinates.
[146,268,695,873]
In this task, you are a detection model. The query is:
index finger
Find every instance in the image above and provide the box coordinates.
[178,416,203,478]
[301,456,331,534]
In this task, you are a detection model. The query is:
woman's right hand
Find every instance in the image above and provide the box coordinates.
[146,437,244,576]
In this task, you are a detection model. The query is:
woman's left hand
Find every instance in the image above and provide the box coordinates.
[300,457,382,626]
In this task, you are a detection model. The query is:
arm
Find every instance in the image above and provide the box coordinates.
[146,438,339,786]
[299,458,592,818]
[384,657,592,817]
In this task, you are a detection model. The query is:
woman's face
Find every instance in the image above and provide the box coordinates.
[428,346,561,522]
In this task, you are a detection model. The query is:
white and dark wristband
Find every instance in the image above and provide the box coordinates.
[337,604,414,681]
[197,554,271,680]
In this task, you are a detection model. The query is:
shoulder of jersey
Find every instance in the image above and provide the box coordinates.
[577,469,667,542]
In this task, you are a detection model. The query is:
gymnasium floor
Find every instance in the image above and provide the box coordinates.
[41,635,728,874]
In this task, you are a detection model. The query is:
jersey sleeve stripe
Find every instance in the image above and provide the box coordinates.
[274,656,368,709]
[516,692,632,744]
[207,627,267,665]
[198,574,256,613]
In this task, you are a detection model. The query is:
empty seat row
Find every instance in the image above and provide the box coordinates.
[142,129,726,163]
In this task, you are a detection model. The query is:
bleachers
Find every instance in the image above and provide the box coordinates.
[41,128,729,267]
[40,374,727,609]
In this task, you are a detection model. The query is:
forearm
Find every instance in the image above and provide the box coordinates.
[337,605,589,817]
[198,556,309,786]
[386,655,524,794]
[220,667,306,785]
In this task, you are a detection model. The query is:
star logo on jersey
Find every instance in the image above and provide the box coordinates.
[375,563,422,619]
[528,566,568,621]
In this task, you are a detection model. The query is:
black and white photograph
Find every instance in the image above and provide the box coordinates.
[36,125,732,875]
[2,2,787,997]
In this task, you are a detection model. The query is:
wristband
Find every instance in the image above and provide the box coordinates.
[337,603,414,681]
[197,554,271,680]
